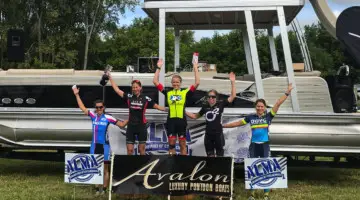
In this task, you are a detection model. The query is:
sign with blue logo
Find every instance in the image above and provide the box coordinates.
[64,153,104,184]
[244,157,287,189]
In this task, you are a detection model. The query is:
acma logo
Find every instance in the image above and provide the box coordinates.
[66,154,102,183]
[246,158,285,188]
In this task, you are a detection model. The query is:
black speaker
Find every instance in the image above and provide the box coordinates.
[326,75,356,113]
[7,29,25,62]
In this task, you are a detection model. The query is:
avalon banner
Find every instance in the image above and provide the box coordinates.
[111,155,233,197]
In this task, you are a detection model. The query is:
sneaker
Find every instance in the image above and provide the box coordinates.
[264,195,270,200]
[95,188,101,196]
[100,188,107,195]
[248,195,256,200]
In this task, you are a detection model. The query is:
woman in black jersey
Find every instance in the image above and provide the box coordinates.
[107,72,166,155]
[186,72,236,157]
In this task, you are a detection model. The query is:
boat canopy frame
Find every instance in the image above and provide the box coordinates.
[142,0,306,112]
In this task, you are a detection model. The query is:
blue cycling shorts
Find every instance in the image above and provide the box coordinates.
[90,143,111,163]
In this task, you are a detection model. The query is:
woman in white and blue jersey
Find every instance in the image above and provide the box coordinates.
[72,86,128,196]
[223,83,293,200]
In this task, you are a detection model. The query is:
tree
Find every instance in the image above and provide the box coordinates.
[1,4,357,82]
[77,0,138,70]
[101,17,196,72]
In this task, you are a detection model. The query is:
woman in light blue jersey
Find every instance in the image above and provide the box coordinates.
[72,86,128,196]
[223,83,293,200]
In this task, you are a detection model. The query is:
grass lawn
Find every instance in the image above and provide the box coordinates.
[0,158,360,200]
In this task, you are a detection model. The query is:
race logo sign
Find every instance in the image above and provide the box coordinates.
[64,153,104,184]
[244,157,287,189]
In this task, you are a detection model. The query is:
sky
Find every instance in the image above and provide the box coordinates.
[117,0,359,41]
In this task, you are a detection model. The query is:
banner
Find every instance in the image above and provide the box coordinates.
[64,153,104,184]
[107,116,251,163]
[244,157,287,189]
[111,155,233,197]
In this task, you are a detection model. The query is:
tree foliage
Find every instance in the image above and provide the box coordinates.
[0,4,358,81]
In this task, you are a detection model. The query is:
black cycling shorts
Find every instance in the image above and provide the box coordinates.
[204,133,225,156]
[126,124,147,144]
[248,142,271,158]
[166,118,187,140]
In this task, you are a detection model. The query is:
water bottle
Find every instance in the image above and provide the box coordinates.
[100,65,113,86]
[192,52,199,64]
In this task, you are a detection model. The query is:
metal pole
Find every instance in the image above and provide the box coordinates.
[242,27,254,75]
[245,10,264,99]
[277,6,300,112]
[268,27,280,72]
[103,86,106,104]
[174,29,180,73]
[159,9,166,107]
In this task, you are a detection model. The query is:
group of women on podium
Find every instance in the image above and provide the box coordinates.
[72,58,293,199]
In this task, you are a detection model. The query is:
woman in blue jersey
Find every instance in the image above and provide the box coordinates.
[72,86,128,196]
[223,83,293,200]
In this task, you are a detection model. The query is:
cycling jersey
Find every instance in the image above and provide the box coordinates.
[241,109,276,143]
[157,83,196,140]
[122,93,155,125]
[88,110,118,144]
[156,83,196,119]
[198,99,229,135]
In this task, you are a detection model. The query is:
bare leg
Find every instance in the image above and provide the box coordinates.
[179,140,187,155]
[138,143,146,155]
[103,163,109,188]
[126,144,134,155]
[168,138,176,155]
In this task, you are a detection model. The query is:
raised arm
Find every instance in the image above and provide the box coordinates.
[227,72,236,103]
[72,86,88,115]
[186,111,201,119]
[153,58,163,87]
[222,119,246,128]
[193,61,200,89]
[116,120,128,128]
[272,83,294,113]
[108,72,124,98]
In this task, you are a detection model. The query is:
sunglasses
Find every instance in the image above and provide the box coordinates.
[95,106,104,109]
[208,95,216,99]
